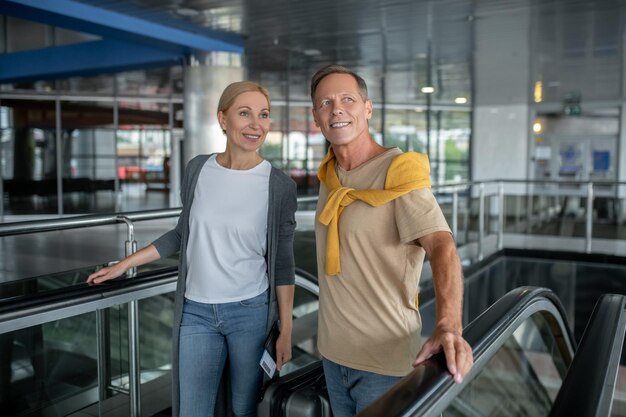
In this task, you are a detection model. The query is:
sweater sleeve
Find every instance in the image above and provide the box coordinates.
[152,223,183,258]
[274,177,297,286]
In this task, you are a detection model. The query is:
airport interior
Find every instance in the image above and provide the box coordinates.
[1,0,626,416]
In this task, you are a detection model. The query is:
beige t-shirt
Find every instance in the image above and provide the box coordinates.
[315,148,451,376]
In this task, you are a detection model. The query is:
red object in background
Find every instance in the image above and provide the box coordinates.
[117,166,147,181]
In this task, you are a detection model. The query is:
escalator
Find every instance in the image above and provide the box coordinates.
[550,293,626,417]
[2,262,625,417]
[0,263,323,417]
[0,261,179,417]
[355,287,626,417]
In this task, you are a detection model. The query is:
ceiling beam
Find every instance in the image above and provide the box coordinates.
[0,0,244,54]
[0,39,183,83]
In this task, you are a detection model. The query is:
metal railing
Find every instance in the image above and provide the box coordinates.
[296,179,625,259]
[431,179,626,259]
[0,204,317,417]
[0,268,316,417]
[1,181,623,415]
[0,272,177,417]
[0,208,181,417]
[2,180,626,269]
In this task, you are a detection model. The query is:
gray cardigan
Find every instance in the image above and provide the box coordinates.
[152,154,297,416]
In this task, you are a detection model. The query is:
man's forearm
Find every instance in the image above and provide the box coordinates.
[422,233,464,333]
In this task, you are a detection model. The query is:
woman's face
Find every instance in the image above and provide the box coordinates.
[218,91,271,153]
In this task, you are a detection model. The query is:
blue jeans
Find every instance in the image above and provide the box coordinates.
[178,291,269,417]
[322,357,401,417]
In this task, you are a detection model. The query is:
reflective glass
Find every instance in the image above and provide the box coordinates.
[611,330,626,416]
[442,312,568,416]
[0,312,98,416]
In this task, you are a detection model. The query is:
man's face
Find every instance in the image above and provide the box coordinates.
[312,73,372,148]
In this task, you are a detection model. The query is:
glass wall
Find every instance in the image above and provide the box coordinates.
[0,99,60,215]
[259,101,472,197]
[260,104,326,195]
[429,110,471,184]
[0,95,180,216]
[1,64,472,216]
[63,101,117,214]
[372,106,470,185]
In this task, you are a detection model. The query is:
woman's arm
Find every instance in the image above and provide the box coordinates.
[86,244,161,284]
[275,284,294,371]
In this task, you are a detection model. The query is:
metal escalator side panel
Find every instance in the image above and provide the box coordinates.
[356,286,577,417]
[257,361,326,417]
[549,293,626,417]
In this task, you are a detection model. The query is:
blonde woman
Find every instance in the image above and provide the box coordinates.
[88,81,297,417]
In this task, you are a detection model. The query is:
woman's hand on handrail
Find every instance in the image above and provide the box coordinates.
[86,244,161,285]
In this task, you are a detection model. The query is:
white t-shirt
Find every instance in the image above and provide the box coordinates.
[185,154,271,303]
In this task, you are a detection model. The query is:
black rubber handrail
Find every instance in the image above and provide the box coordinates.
[0,268,180,333]
[0,265,178,313]
[549,293,626,417]
[0,265,320,332]
[357,286,575,417]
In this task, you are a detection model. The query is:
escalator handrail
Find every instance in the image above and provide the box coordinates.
[0,268,179,334]
[549,293,626,417]
[0,267,320,335]
[357,286,576,417]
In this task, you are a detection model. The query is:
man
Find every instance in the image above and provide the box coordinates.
[310,65,473,417]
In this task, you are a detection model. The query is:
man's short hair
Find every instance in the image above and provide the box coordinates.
[310,65,369,103]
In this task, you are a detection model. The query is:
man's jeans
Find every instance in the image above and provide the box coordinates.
[179,291,268,417]
[322,357,401,417]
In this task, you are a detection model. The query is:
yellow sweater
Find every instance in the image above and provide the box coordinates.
[318,148,431,275]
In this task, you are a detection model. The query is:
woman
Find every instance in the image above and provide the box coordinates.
[87,81,297,417]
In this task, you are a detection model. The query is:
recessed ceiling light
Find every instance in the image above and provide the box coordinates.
[454,97,467,104]
[421,86,435,94]
[303,49,321,56]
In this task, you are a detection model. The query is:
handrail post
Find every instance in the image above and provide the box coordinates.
[117,215,141,417]
[0,135,4,223]
[96,309,110,403]
[452,190,458,243]
[498,181,504,250]
[527,184,534,234]
[128,299,141,417]
[118,215,138,277]
[478,183,485,261]
[586,182,593,253]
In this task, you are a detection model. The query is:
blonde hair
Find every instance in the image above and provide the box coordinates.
[217,81,271,115]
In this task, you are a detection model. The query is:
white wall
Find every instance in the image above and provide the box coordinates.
[472,1,530,193]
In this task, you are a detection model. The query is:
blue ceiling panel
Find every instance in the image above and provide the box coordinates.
[0,0,244,54]
[0,0,244,83]
[0,39,183,83]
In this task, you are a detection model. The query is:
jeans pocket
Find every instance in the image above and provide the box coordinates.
[239,290,269,308]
